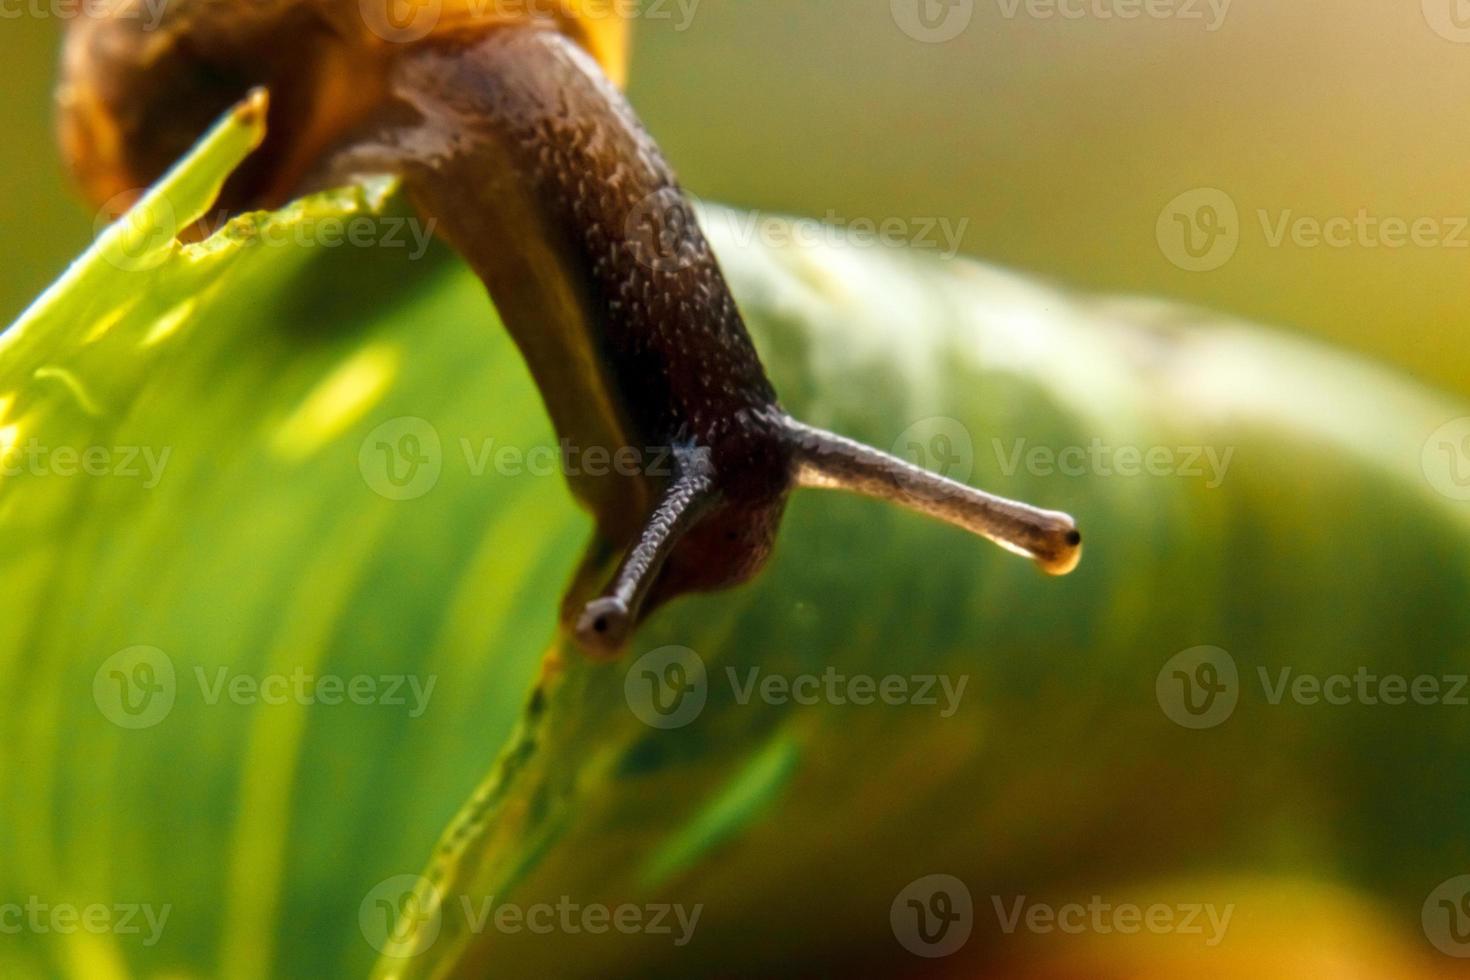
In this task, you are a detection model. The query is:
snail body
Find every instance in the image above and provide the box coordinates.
[57,1,1080,654]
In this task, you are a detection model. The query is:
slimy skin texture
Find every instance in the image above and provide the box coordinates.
[56,6,1081,655]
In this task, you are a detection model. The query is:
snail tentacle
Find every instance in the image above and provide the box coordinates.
[574,447,718,656]
[784,416,1082,576]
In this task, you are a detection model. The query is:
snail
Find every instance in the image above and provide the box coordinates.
[55,0,1082,656]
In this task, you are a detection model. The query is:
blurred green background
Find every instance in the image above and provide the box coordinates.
[4,0,1470,394]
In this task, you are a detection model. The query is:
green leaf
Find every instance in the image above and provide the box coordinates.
[1,102,574,980]
[2,104,1467,979]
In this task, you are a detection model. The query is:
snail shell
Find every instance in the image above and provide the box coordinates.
[56,0,627,211]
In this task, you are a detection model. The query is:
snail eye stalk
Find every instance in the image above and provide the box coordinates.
[575,448,717,656]
[783,417,1083,576]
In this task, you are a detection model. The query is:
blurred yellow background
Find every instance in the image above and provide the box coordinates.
[4,0,1468,394]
